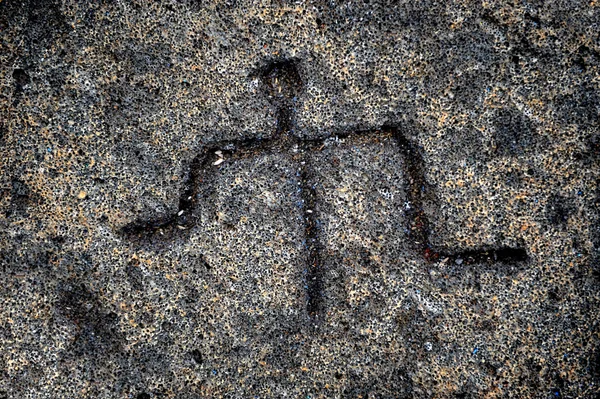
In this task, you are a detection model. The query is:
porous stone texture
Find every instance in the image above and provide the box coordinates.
[1,0,599,398]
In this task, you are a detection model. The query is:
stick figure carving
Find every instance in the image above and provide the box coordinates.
[122,59,528,317]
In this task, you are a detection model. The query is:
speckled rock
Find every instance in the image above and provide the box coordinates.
[0,1,599,398]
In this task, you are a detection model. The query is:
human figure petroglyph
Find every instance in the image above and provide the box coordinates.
[122,59,528,317]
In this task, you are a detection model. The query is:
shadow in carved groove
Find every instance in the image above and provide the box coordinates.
[121,59,528,317]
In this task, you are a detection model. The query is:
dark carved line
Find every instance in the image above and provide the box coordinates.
[121,126,402,240]
[300,155,322,318]
[176,152,204,226]
[119,136,279,240]
[438,247,528,265]
[121,58,304,240]
[260,59,325,318]
[121,57,531,320]
[392,126,432,257]
[120,216,175,237]
[391,126,529,264]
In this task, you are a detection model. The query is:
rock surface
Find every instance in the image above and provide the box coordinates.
[0,0,599,398]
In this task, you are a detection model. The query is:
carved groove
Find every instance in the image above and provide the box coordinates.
[121,58,529,318]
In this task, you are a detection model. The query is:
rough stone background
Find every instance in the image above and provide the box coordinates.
[0,0,599,398]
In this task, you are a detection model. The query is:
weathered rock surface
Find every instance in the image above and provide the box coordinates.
[1,1,599,397]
